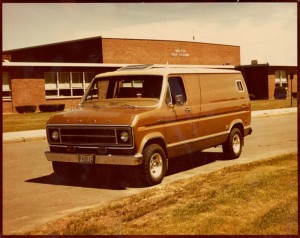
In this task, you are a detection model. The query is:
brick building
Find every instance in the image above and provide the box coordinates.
[2,37,240,113]
[2,36,297,113]
[237,62,297,100]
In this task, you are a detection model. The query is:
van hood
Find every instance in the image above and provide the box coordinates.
[47,107,153,126]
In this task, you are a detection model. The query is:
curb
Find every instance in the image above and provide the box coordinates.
[251,107,297,118]
[3,129,47,144]
[3,137,47,144]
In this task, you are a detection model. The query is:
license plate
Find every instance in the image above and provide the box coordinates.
[78,154,94,164]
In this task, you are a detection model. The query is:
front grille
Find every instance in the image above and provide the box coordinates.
[47,126,132,147]
[60,128,116,144]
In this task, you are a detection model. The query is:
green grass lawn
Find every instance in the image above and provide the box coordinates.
[251,98,297,111]
[2,112,57,133]
[21,153,298,235]
[2,99,297,133]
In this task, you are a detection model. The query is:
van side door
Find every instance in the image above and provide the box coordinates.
[181,74,201,142]
[164,76,193,158]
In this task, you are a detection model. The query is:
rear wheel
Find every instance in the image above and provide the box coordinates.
[141,144,167,186]
[222,128,243,159]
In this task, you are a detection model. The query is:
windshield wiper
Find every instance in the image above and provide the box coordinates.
[82,101,103,109]
[93,103,103,109]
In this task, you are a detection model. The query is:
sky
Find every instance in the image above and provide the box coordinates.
[2,2,297,66]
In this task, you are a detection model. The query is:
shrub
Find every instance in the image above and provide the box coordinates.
[39,104,65,112]
[57,104,65,111]
[15,105,37,113]
[274,86,287,100]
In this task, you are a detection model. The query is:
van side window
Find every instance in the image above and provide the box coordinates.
[168,77,187,105]
[236,80,244,92]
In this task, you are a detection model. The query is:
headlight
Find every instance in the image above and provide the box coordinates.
[51,130,59,141]
[120,131,129,142]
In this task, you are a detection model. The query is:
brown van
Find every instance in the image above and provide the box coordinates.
[45,65,252,186]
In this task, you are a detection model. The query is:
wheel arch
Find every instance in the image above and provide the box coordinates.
[137,132,167,157]
[229,120,245,145]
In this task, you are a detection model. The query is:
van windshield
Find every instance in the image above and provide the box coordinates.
[81,75,163,108]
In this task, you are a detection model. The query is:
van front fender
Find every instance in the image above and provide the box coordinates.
[137,132,166,155]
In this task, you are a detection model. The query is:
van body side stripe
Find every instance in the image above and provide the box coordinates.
[138,109,248,131]
[166,131,229,148]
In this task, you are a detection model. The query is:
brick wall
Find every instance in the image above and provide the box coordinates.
[11,78,46,112]
[45,98,81,110]
[289,74,298,97]
[2,101,13,113]
[268,73,298,100]
[268,74,276,99]
[102,38,240,65]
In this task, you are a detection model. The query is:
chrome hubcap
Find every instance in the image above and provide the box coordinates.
[232,134,241,154]
[149,153,163,179]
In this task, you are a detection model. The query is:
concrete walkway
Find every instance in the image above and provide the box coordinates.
[2,107,297,143]
[3,129,46,143]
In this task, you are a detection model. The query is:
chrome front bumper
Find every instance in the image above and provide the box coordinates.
[45,151,143,166]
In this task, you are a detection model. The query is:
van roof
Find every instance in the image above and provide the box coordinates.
[95,64,240,78]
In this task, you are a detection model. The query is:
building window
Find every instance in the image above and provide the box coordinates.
[45,72,58,97]
[59,72,71,88]
[275,70,287,88]
[72,72,84,96]
[44,72,95,98]
[2,72,11,100]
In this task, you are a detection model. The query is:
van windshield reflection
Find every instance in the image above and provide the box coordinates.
[81,75,163,108]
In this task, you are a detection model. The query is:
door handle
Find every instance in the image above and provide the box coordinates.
[185,108,191,113]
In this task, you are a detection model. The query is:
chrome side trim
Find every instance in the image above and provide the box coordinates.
[45,151,143,166]
[166,124,252,149]
[47,124,131,127]
[166,130,229,148]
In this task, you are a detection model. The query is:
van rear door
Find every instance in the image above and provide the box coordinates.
[197,73,244,148]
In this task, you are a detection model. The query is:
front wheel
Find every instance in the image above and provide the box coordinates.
[222,128,243,159]
[141,144,167,186]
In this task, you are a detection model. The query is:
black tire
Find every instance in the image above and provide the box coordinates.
[222,128,243,159]
[141,144,167,186]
